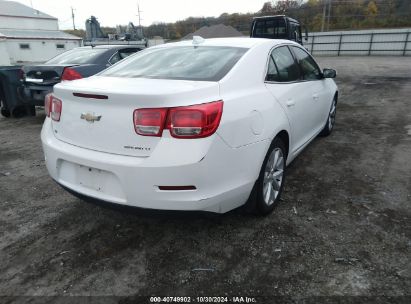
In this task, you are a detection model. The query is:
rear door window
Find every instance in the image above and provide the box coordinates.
[269,46,300,82]
[109,52,122,65]
[291,46,322,80]
[109,48,141,65]
[118,48,141,59]
[266,56,280,82]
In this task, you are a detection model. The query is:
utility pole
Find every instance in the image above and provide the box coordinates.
[137,3,143,38]
[137,4,142,27]
[71,7,76,30]
[327,0,332,31]
[321,0,327,32]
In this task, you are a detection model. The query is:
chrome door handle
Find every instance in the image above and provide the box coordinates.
[313,93,319,100]
[286,99,295,107]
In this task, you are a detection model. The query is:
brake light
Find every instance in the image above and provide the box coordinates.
[133,101,223,139]
[167,101,223,138]
[48,95,62,121]
[61,67,82,81]
[133,108,168,136]
[44,93,52,117]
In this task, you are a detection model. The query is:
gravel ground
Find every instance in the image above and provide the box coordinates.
[0,57,410,302]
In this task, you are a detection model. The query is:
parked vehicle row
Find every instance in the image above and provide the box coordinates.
[41,37,338,214]
[0,45,142,117]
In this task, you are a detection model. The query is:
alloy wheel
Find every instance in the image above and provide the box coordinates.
[328,99,336,131]
[262,148,284,206]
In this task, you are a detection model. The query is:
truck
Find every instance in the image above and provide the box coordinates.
[250,15,308,45]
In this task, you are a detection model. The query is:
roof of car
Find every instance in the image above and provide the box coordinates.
[77,45,144,50]
[253,15,299,23]
[157,37,295,49]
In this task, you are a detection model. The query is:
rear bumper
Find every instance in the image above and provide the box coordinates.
[41,119,267,213]
[21,84,54,105]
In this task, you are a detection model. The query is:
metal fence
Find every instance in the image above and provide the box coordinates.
[305,28,411,56]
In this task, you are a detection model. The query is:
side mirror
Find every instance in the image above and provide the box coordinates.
[323,68,337,78]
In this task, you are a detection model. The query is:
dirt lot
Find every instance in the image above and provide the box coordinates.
[0,57,410,301]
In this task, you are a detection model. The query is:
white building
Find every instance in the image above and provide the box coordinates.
[0,0,82,65]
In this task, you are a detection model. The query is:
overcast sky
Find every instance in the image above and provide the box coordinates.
[13,0,267,30]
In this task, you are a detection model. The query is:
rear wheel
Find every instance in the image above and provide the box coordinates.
[1,107,11,118]
[320,96,337,136]
[246,138,287,215]
[0,88,10,118]
[11,106,28,118]
[26,105,36,116]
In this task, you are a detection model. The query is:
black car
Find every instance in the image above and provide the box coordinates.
[21,45,143,113]
[250,15,308,45]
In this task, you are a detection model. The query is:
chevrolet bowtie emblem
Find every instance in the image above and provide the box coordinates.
[80,112,102,123]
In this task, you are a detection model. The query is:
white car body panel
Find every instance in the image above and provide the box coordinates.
[52,77,220,157]
[41,38,338,213]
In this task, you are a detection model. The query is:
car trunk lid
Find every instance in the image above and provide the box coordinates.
[51,76,220,157]
[23,64,74,86]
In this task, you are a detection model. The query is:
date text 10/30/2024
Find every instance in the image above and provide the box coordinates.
[149,296,257,303]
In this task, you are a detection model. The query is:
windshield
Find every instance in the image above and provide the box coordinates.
[46,48,107,64]
[100,46,248,81]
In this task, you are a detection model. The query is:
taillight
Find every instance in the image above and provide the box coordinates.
[44,93,52,117]
[133,108,168,137]
[133,101,223,139]
[51,97,62,121]
[61,67,82,81]
[167,101,223,138]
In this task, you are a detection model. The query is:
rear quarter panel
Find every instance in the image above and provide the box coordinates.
[217,43,290,149]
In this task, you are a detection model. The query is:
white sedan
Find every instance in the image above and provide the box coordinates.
[41,37,338,215]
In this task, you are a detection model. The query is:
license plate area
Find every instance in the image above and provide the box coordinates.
[77,165,103,191]
[57,160,126,201]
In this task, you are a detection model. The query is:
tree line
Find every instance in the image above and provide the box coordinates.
[65,0,411,40]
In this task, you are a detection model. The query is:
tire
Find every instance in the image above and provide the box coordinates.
[1,107,11,118]
[0,84,10,118]
[26,105,36,116]
[246,137,287,215]
[319,96,337,137]
[11,106,28,118]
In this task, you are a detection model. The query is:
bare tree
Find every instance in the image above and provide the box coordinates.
[272,0,303,14]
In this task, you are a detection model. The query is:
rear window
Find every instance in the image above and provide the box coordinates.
[253,19,287,39]
[46,48,107,64]
[100,46,248,81]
